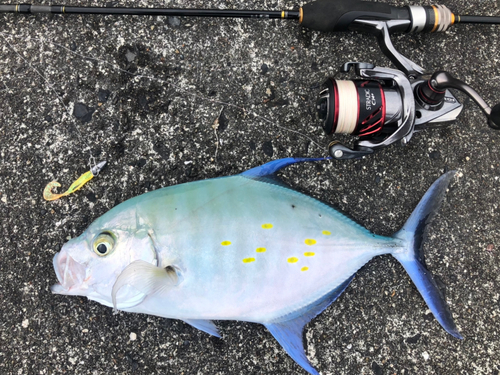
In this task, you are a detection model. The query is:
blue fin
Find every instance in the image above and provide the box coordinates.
[264,275,354,375]
[183,319,221,338]
[392,171,462,339]
[241,157,330,178]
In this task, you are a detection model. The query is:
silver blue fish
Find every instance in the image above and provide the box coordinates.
[51,158,462,374]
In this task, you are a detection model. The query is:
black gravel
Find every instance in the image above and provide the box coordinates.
[1,0,499,374]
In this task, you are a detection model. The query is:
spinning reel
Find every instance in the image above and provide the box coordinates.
[316,19,500,159]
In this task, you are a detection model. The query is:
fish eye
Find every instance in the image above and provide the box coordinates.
[93,232,115,256]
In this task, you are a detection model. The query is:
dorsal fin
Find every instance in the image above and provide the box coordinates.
[241,157,330,179]
[241,157,366,231]
[264,275,355,375]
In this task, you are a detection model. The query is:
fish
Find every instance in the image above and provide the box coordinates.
[51,157,462,375]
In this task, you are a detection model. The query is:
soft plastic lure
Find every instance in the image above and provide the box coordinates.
[43,161,106,201]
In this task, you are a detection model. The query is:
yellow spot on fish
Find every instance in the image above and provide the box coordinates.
[221,241,232,246]
[301,267,309,272]
[304,252,315,257]
[322,230,331,235]
[262,223,273,229]
[304,239,317,245]
[243,258,255,263]
[287,257,298,263]
[256,247,267,253]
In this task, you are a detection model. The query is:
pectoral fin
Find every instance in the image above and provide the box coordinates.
[112,260,179,310]
[183,319,221,338]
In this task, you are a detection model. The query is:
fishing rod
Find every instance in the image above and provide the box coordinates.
[2,0,500,26]
[1,0,499,75]
[2,0,500,159]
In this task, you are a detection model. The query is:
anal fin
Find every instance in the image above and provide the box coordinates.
[264,275,354,375]
[183,319,221,338]
[265,321,319,375]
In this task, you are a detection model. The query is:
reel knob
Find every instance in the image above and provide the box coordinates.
[489,103,500,130]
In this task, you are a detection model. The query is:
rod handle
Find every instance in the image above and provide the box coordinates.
[299,0,405,32]
[300,0,458,33]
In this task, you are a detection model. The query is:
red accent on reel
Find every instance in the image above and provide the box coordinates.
[356,81,386,137]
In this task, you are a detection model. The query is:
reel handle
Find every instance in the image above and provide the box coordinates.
[425,71,500,130]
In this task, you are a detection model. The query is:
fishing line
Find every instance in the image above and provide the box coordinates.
[0,32,70,114]
[0,31,105,200]
[0,30,325,152]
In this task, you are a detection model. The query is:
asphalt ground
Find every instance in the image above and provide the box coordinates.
[0,0,499,374]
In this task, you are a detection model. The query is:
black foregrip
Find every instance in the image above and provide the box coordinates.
[300,0,396,32]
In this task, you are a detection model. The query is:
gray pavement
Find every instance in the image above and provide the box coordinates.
[1,0,499,374]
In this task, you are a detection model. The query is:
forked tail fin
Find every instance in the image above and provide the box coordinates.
[392,171,462,339]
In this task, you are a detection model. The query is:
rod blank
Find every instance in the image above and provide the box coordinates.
[457,15,500,24]
[0,3,300,19]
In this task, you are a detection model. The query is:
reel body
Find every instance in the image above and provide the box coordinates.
[317,62,498,160]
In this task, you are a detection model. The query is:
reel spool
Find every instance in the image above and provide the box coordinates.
[317,79,402,137]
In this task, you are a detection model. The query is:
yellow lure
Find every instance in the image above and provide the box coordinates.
[43,161,106,201]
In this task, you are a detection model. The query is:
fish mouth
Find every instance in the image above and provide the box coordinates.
[51,252,87,295]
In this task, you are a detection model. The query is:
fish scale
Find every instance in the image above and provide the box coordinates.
[52,157,463,375]
[138,175,386,321]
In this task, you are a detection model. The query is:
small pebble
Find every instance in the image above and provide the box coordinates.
[167,16,181,27]
[130,332,137,341]
[73,102,95,123]
[125,50,136,62]
[98,89,111,103]
[21,319,29,328]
